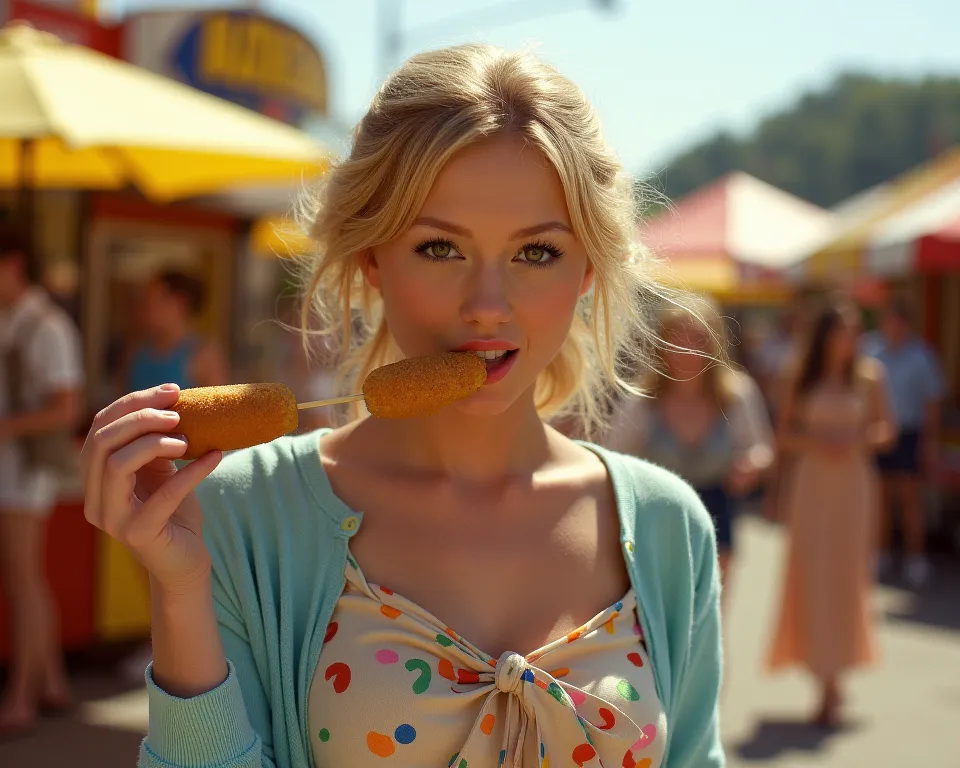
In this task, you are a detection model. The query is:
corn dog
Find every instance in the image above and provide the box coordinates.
[170,352,487,458]
[172,383,299,460]
[361,351,487,419]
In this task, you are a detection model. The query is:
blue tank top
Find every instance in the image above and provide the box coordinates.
[127,337,198,393]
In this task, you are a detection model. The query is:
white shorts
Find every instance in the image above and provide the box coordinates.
[0,440,59,515]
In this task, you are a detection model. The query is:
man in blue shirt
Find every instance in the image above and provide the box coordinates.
[120,270,228,396]
[863,298,945,588]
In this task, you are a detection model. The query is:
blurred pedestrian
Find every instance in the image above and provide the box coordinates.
[754,306,800,412]
[605,297,775,602]
[757,300,813,525]
[0,229,83,736]
[766,299,895,727]
[863,297,944,587]
[118,269,228,683]
[120,269,228,395]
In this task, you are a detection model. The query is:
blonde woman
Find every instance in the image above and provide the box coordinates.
[605,299,775,595]
[80,45,723,768]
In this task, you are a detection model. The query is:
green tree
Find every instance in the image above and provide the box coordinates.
[656,73,960,208]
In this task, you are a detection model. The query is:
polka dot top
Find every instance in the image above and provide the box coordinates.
[308,550,667,768]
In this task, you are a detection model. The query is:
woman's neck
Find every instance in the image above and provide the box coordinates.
[150,325,190,354]
[350,391,555,486]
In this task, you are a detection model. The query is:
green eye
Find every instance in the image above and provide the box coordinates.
[414,239,463,262]
[517,246,550,263]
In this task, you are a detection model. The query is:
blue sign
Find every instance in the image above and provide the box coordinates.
[170,11,327,126]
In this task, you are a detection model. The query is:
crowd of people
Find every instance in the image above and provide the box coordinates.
[0,43,950,765]
[601,291,944,728]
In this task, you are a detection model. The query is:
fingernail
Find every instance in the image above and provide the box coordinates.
[170,434,186,442]
[163,411,181,421]
[160,383,179,393]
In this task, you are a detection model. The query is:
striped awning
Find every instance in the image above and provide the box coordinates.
[866,176,960,276]
[800,146,960,280]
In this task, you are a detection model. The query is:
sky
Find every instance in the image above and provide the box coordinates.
[115,0,960,177]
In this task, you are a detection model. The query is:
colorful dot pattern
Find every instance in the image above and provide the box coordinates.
[309,549,666,766]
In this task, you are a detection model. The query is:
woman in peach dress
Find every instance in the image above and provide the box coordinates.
[766,299,896,727]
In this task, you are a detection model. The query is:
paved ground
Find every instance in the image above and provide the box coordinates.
[2,515,959,767]
[722,516,960,767]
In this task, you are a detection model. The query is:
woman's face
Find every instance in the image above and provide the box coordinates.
[138,279,171,335]
[363,134,593,417]
[826,312,861,366]
[661,320,712,379]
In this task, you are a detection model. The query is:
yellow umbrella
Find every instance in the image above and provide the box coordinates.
[0,22,330,202]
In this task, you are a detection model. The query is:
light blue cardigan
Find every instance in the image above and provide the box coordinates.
[140,431,724,767]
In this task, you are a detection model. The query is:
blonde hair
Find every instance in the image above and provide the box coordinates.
[296,43,693,436]
[643,295,739,407]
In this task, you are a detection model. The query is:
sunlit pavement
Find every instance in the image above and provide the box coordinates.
[722,515,960,767]
[1,515,959,767]
[0,669,146,767]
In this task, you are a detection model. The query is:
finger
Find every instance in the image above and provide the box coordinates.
[81,383,180,510]
[128,451,222,546]
[83,406,183,529]
[99,434,190,537]
[134,457,180,502]
[83,384,181,462]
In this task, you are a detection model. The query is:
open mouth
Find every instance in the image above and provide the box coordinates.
[466,349,518,384]
[471,349,515,365]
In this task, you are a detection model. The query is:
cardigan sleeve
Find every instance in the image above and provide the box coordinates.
[140,657,268,768]
[138,594,275,768]
[593,446,725,767]
[138,473,277,768]
[664,512,724,767]
[135,433,348,768]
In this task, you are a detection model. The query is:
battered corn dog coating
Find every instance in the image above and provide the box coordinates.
[173,383,298,459]
[362,352,487,419]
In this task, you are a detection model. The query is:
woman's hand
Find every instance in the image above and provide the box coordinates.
[81,384,222,597]
[727,459,760,497]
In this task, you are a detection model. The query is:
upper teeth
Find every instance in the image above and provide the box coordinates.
[475,350,509,361]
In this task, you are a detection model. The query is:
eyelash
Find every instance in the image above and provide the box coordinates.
[412,238,565,268]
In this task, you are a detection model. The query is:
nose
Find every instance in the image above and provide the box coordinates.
[460,263,512,327]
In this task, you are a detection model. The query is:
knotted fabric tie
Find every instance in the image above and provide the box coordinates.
[494,651,528,695]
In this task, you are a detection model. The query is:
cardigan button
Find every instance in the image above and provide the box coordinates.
[341,516,360,534]
[624,540,635,554]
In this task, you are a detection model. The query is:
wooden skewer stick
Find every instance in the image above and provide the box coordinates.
[297,393,366,411]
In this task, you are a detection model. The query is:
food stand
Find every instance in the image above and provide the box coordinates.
[0,5,332,658]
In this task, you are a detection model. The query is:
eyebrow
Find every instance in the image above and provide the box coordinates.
[411,216,572,239]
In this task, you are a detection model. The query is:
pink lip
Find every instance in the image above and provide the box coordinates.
[479,349,518,385]
[454,340,520,352]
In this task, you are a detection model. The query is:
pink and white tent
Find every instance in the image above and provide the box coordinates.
[642,172,832,300]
